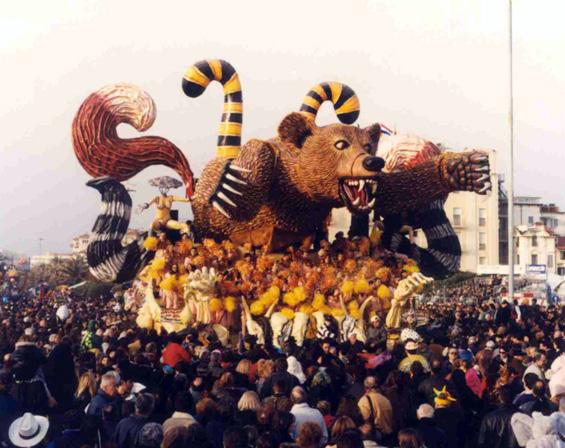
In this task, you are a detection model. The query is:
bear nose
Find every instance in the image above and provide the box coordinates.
[362,156,385,172]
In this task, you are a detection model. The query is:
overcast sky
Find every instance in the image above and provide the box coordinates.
[1,0,564,256]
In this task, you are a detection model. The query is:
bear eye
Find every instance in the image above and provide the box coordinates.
[363,144,372,153]
[334,140,350,150]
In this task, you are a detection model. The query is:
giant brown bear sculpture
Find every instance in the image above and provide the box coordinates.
[73,59,491,280]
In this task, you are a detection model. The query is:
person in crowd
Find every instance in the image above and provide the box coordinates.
[477,385,519,448]
[114,393,155,448]
[414,404,447,448]
[163,391,197,434]
[260,358,300,399]
[289,386,328,445]
[357,376,393,443]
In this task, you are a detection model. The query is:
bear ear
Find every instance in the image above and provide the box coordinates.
[364,123,381,150]
[278,112,314,149]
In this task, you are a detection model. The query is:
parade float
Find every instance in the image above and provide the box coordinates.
[71,59,491,346]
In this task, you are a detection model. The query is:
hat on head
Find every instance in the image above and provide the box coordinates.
[9,413,49,447]
[401,328,421,343]
[486,340,496,350]
[405,340,418,351]
[434,386,456,407]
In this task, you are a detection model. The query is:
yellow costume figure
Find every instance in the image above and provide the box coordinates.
[140,191,191,234]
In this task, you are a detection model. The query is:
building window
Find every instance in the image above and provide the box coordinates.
[548,255,554,269]
[558,267,565,276]
[516,238,519,247]
[453,208,462,226]
[516,254,520,265]
[532,236,538,247]
[479,257,486,265]
[479,208,486,227]
[561,250,565,260]
[528,216,534,226]
[479,232,487,251]
[531,254,538,265]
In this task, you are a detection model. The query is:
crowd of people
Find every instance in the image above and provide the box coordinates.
[0,243,564,448]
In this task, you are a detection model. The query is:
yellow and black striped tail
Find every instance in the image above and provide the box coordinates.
[299,82,360,125]
[182,59,243,159]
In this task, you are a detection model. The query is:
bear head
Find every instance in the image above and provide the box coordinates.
[278,112,384,214]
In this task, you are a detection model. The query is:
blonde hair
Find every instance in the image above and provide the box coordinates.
[76,371,97,398]
[238,391,261,412]
[236,359,251,376]
[331,416,356,439]
[257,359,274,379]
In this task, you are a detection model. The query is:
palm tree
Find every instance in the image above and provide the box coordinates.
[58,256,90,285]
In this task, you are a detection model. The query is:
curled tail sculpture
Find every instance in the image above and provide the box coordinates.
[72,84,195,196]
[182,59,243,159]
[86,177,154,283]
[299,81,361,124]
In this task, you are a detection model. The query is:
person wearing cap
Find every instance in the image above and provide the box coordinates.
[8,412,49,448]
[433,386,464,448]
[399,339,430,374]
[366,315,387,344]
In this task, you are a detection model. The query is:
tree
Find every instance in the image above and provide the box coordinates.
[25,256,91,287]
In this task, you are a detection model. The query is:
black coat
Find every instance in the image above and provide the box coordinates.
[12,342,47,381]
[259,371,299,399]
[45,342,77,411]
[113,415,148,448]
[416,418,448,448]
[477,405,519,448]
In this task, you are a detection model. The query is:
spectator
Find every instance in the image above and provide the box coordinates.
[163,391,196,434]
[357,376,393,440]
[113,393,155,448]
[290,386,328,445]
[415,404,447,448]
[296,421,323,448]
[477,385,518,448]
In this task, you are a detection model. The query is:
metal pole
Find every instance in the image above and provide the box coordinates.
[39,238,43,256]
[507,0,515,301]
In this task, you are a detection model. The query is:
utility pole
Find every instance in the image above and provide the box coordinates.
[39,238,43,256]
[507,0,515,301]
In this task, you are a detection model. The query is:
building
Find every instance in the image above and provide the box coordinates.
[70,229,143,254]
[330,149,500,274]
[541,203,565,235]
[556,236,565,276]
[513,196,543,226]
[71,234,90,254]
[515,223,557,275]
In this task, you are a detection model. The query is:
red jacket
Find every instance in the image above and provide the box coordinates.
[162,342,191,368]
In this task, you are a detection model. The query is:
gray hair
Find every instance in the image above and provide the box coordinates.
[100,373,116,389]
[417,403,435,419]
[291,386,307,404]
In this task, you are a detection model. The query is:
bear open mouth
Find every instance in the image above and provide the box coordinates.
[339,177,378,214]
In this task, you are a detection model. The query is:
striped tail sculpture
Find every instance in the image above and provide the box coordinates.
[86,177,154,283]
[182,59,243,159]
[299,81,360,124]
